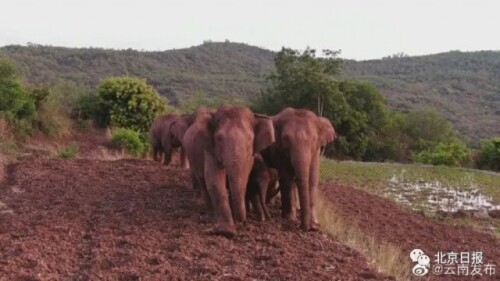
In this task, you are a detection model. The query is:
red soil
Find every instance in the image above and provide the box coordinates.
[321,182,500,280]
[0,159,388,280]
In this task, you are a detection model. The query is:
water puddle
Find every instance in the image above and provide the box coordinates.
[385,170,500,215]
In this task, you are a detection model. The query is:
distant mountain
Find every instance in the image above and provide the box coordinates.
[343,51,500,144]
[0,42,275,104]
[1,42,499,144]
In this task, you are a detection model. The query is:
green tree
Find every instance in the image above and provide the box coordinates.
[97,76,167,135]
[401,109,459,152]
[335,80,388,159]
[254,47,389,160]
[412,141,470,167]
[255,47,343,116]
[477,137,500,171]
[0,55,36,135]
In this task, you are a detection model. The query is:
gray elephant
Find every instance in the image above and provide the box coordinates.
[261,108,335,231]
[150,113,194,169]
[245,153,280,222]
[182,108,215,206]
[203,105,275,237]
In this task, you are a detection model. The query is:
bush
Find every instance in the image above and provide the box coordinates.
[412,142,470,167]
[97,77,167,135]
[59,144,78,159]
[477,137,500,171]
[34,87,73,136]
[111,128,146,156]
[0,56,36,136]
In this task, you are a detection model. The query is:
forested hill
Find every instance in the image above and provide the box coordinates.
[0,42,275,103]
[1,43,499,144]
[343,51,500,144]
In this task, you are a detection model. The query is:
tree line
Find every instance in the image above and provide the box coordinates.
[0,49,498,171]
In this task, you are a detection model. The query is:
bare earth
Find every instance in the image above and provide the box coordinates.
[321,183,500,280]
[0,158,389,281]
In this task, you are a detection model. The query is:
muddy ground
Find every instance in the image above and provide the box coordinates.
[0,158,389,281]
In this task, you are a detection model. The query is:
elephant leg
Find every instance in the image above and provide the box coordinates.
[226,165,250,224]
[152,146,161,162]
[279,173,296,220]
[309,149,321,231]
[163,145,174,166]
[180,147,190,170]
[258,177,271,220]
[199,177,213,219]
[245,196,251,214]
[191,172,201,197]
[250,192,265,222]
[204,151,236,237]
[291,151,312,231]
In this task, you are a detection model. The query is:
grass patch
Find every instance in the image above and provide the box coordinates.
[59,144,79,159]
[317,193,412,280]
[320,158,500,234]
[0,140,21,156]
[320,159,500,201]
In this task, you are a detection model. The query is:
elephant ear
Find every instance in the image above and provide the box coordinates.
[173,114,195,145]
[253,114,275,154]
[168,119,183,146]
[317,117,336,147]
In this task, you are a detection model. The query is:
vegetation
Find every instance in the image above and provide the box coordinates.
[97,76,167,135]
[412,141,470,167]
[254,48,389,160]
[0,55,36,135]
[320,159,500,234]
[317,195,411,279]
[344,51,500,145]
[320,159,500,203]
[254,47,476,165]
[59,144,78,159]
[478,137,500,171]
[1,44,498,170]
[1,43,498,144]
[0,42,274,105]
[111,128,147,156]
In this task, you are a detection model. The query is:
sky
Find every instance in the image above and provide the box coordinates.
[1,0,499,60]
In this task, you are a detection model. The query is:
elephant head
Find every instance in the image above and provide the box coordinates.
[167,114,195,169]
[204,105,274,237]
[263,108,336,231]
[150,114,177,163]
[152,113,194,168]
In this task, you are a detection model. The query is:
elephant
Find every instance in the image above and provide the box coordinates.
[150,113,194,169]
[203,105,275,237]
[182,107,215,207]
[261,107,335,231]
[245,153,280,222]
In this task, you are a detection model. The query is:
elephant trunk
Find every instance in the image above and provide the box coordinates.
[290,146,312,231]
[226,162,251,223]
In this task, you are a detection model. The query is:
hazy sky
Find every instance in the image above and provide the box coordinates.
[1,0,499,60]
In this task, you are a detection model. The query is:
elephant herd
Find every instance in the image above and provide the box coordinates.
[150,105,336,237]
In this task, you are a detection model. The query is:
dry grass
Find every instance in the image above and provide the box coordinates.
[0,153,9,184]
[78,146,128,161]
[317,193,412,281]
[0,116,12,141]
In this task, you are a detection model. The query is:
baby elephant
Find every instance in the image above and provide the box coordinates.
[245,154,280,221]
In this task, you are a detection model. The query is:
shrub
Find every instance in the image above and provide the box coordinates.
[75,92,108,126]
[477,137,500,171]
[97,77,167,135]
[0,56,36,136]
[412,142,470,167]
[111,128,146,157]
[35,87,72,136]
[59,144,79,159]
